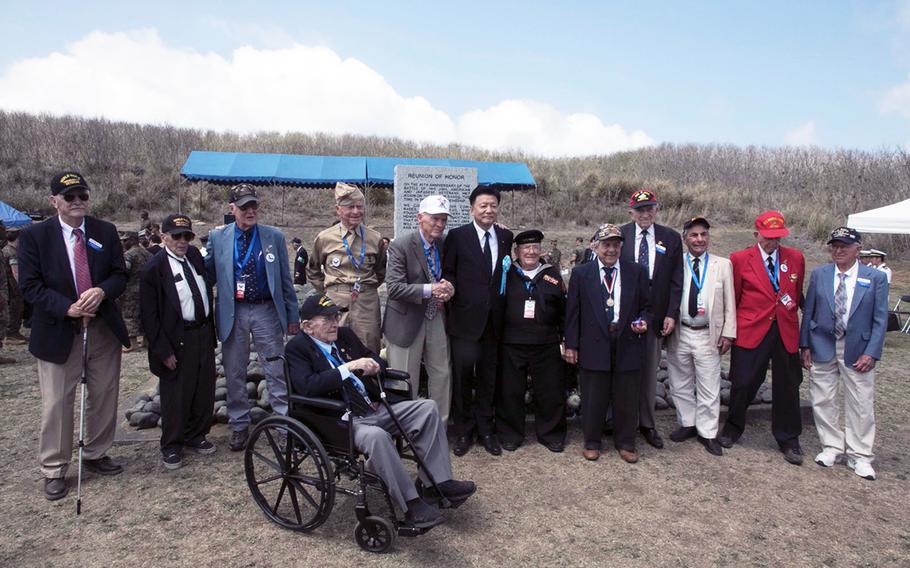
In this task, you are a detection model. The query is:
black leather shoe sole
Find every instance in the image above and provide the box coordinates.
[543,442,565,453]
[699,437,723,456]
[83,460,123,476]
[501,441,520,452]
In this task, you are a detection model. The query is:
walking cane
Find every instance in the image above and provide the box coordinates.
[75,317,90,515]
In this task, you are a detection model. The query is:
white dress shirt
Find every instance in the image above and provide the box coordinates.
[58,217,86,292]
[473,221,499,274]
[597,257,621,324]
[635,224,655,279]
[165,249,210,321]
[680,252,709,327]
[309,335,353,380]
[833,261,859,328]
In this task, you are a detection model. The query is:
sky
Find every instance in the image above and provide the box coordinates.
[1,0,910,157]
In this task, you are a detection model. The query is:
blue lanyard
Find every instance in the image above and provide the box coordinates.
[762,252,780,292]
[499,256,512,295]
[513,265,537,293]
[234,226,259,273]
[423,241,441,281]
[316,343,344,367]
[341,225,366,270]
[686,253,708,292]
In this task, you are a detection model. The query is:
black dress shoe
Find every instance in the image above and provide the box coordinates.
[83,456,123,476]
[404,498,445,529]
[669,426,697,443]
[500,440,521,452]
[229,428,249,452]
[782,447,804,466]
[698,436,723,456]
[44,477,68,501]
[452,436,472,457]
[542,441,565,453]
[479,434,502,456]
[717,434,734,449]
[640,428,664,449]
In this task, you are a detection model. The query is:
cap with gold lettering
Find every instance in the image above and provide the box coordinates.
[51,171,90,196]
[335,182,364,206]
[229,183,259,207]
[591,223,623,242]
[629,189,658,209]
[161,213,195,237]
[754,210,789,238]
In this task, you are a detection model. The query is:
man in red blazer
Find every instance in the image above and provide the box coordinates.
[719,211,806,465]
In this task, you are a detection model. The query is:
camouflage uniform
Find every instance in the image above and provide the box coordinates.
[0,226,8,345]
[2,241,23,337]
[117,235,152,340]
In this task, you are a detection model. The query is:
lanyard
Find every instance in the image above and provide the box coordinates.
[499,256,511,295]
[340,225,366,270]
[234,226,259,274]
[686,253,708,292]
[514,265,538,294]
[316,343,344,367]
[602,265,617,296]
[423,241,441,281]
[762,252,780,292]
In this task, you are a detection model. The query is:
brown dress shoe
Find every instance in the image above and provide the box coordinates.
[582,448,600,461]
[618,449,639,463]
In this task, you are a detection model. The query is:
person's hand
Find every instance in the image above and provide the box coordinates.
[717,337,733,355]
[495,222,511,231]
[800,348,813,370]
[66,303,96,319]
[288,322,300,335]
[75,287,106,313]
[348,357,381,376]
[631,319,648,334]
[163,355,177,370]
[563,348,578,365]
[661,317,676,336]
[853,354,876,373]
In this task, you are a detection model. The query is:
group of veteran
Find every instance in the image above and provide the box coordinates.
[21,171,892,504]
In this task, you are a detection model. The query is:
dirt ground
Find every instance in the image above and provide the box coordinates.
[1,225,909,567]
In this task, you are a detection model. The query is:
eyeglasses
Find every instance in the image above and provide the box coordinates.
[169,233,195,242]
[62,193,89,202]
[238,202,259,211]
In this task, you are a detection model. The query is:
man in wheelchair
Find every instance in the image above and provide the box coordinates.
[285,295,476,529]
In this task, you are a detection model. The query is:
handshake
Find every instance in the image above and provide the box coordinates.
[430,279,455,302]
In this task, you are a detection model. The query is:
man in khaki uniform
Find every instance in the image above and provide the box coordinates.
[0,222,12,364]
[307,183,386,352]
[118,231,152,351]
[3,229,26,343]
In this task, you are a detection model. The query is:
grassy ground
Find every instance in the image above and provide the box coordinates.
[1,222,908,567]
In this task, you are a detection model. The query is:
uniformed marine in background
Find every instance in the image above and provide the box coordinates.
[307,182,386,352]
[544,239,562,268]
[118,230,152,352]
[2,227,26,343]
[0,222,13,364]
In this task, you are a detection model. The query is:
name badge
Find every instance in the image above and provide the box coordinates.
[696,295,706,316]
[780,292,796,311]
[235,281,245,300]
[857,277,871,288]
[523,300,536,319]
[265,252,276,263]
[87,238,103,251]
[655,243,667,255]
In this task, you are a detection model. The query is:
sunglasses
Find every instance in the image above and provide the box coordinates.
[170,233,195,242]
[62,192,89,202]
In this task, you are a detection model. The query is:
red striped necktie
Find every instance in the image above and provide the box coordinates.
[73,228,93,295]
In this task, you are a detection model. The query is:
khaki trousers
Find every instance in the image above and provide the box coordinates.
[327,286,381,353]
[38,320,122,478]
[385,313,451,425]
[809,339,876,462]
[667,325,721,438]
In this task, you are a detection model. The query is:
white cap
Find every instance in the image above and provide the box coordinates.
[419,194,450,215]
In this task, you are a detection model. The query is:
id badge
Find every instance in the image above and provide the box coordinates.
[696,295,706,317]
[780,293,796,311]
[523,300,536,319]
[235,281,245,300]
[351,280,361,302]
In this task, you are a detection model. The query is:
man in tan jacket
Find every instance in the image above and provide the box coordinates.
[665,217,736,456]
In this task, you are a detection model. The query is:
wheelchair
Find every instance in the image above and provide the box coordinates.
[243,357,457,553]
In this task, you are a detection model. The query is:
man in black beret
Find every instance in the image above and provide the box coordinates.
[496,229,567,452]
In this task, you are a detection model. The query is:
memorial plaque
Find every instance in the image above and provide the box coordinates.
[393,166,477,237]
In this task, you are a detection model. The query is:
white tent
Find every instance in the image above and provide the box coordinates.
[846,198,910,235]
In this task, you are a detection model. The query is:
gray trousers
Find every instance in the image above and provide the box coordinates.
[638,332,662,430]
[223,302,288,431]
[353,399,452,512]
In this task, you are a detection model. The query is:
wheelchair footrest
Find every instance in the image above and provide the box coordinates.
[398,524,432,537]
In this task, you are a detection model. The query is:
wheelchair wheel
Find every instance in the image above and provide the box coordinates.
[354,516,396,553]
[244,416,335,532]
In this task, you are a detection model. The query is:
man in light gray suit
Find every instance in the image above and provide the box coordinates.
[383,195,455,424]
[206,184,300,451]
[800,226,889,480]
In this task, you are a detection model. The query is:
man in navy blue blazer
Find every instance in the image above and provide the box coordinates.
[564,224,651,463]
[800,227,889,481]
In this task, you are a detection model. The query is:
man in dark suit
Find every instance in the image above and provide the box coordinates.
[140,214,217,470]
[620,189,683,449]
[442,186,514,456]
[565,224,651,463]
[17,172,129,500]
[286,295,475,528]
[383,195,455,423]
[292,237,308,286]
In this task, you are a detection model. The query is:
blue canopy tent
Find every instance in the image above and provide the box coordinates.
[0,200,31,228]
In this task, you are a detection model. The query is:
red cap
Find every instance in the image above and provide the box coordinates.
[754,210,789,238]
[629,189,658,209]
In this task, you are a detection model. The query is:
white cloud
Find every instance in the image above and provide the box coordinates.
[783,121,818,146]
[0,29,651,158]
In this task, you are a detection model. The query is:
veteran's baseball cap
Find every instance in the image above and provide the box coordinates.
[161,213,195,236]
[229,183,259,207]
[827,226,861,246]
[629,189,658,209]
[591,223,623,242]
[419,194,450,216]
[683,216,711,231]
[51,172,90,195]
[299,294,348,320]
[754,210,790,238]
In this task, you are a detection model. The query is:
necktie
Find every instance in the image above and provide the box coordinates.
[425,298,439,320]
[603,266,616,324]
[238,229,258,298]
[688,257,700,318]
[72,228,92,295]
[179,258,206,322]
[331,346,343,363]
[483,231,493,276]
[767,255,776,287]
[834,273,847,339]
[638,228,649,277]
